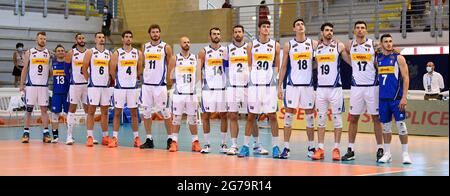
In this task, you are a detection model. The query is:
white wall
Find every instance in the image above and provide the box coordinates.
[199,0,274,10]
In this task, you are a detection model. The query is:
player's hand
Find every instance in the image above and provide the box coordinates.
[19,85,25,92]
[399,97,407,112]
[277,86,283,100]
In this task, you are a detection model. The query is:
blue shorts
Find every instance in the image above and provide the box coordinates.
[379,99,406,123]
[51,93,69,114]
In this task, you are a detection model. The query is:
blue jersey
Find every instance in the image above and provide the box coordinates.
[52,60,71,94]
[377,53,403,100]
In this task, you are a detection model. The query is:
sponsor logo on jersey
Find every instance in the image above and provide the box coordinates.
[230,56,248,64]
[351,54,372,61]
[145,53,162,61]
[316,54,336,63]
[378,66,395,74]
[74,61,84,67]
[293,52,312,61]
[176,66,195,74]
[207,59,223,66]
[253,54,273,61]
[120,60,137,66]
[93,59,108,67]
[53,70,65,76]
[31,58,49,64]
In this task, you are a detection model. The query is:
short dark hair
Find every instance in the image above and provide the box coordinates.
[233,25,245,32]
[148,24,161,34]
[72,44,77,49]
[16,42,24,48]
[122,30,133,38]
[209,27,221,35]
[103,5,109,9]
[320,22,333,31]
[354,21,367,29]
[258,20,271,28]
[95,32,104,37]
[380,34,392,42]
[54,44,65,51]
[292,18,304,27]
[36,31,46,37]
[75,32,83,39]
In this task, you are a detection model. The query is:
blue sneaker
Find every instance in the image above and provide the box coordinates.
[272,146,281,159]
[279,147,290,159]
[237,145,250,158]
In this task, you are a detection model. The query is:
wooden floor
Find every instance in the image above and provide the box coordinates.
[0,121,448,176]
[0,141,408,176]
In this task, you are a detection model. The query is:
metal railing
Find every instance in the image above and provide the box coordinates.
[1,0,118,20]
[232,0,449,41]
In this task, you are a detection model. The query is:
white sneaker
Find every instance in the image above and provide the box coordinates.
[219,144,228,154]
[253,146,269,155]
[51,138,59,143]
[226,146,239,155]
[93,139,99,145]
[402,152,412,164]
[200,144,211,154]
[65,137,75,145]
[378,152,392,163]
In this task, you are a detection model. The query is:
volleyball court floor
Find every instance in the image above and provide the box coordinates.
[0,120,448,176]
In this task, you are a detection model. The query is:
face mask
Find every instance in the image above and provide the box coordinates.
[426,67,433,73]
[17,47,23,52]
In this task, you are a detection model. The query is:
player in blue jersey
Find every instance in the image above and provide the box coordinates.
[50,45,70,143]
[376,34,412,164]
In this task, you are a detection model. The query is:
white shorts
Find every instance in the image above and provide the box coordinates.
[140,85,169,111]
[87,87,112,106]
[113,88,139,109]
[68,85,88,105]
[172,94,198,116]
[25,86,49,106]
[350,86,379,115]
[284,85,315,109]
[248,86,278,114]
[315,87,344,115]
[201,90,227,113]
[226,87,248,113]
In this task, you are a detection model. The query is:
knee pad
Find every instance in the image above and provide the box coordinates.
[284,113,293,128]
[383,122,392,134]
[51,113,60,123]
[160,107,171,120]
[317,114,326,128]
[305,113,314,128]
[142,107,152,119]
[332,114,343,129]
[172,115,182,126]
[187,115,197,125]
[396,121,408,135]
[26,106,34,113]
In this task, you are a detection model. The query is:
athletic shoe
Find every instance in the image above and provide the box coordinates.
[376,148,384,162]
[192,140,201,152]
[332,148,341,161]
[108,137,118,148]
[312,148,325,160]
[378,152,392,163]
[253,146,269,155]
[402,152,412,164]
[169,141,178,152]
[272,146,281,158]
[307,147,316,158]
[21,132,30,143]
[200,144,211,154]
[279,147,290,159]
[86,136,94,147]
[166,138,173,150]
[226,146,239,155]
[133,136,141,147]
[219,144,228,154]
[65,137,75,145]
[43,132,52,143]
[140,138,154,149]
[237,145,250,157]
[341,148,355,161]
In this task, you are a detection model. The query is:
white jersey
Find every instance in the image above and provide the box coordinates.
[26,48,50,86]
[115,48,138,89]
[227,42,249,87]
[202,45,227,90]
[88,47,110,87]
[174,53,197,94]
[250,39,277,86]
[71,48,87,85]
[350,38,377,86]
[287,38,314,86]
[315,40,341,87]
[143,41,167,86]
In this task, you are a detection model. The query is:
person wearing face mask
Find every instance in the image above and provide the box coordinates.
[423,61,444,100]
[101,5,114,45]
[12,42,25,87]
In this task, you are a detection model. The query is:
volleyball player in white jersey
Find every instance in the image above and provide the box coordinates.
[278,19,318,159]
[82,32,112,147]
[226,25,267,156]
[139,24,173,150]
[238,20,282,159]
[109,30,143,148]
[198,27,228,154]
[64,33,90,145]
[311,23,346,161]
[168,36,202,153]
[340,21,384,162]
[20,31,52,143]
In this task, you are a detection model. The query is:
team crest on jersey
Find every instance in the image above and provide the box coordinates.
[306,47,310,50]
[294,49,298,52]
[93,51,99,55]
[33,55,36,57]
[288,100,292,104]
[230,48,236,52]
[74,53,79,57]
[292,43,298,48]
[121,56,125,59]
[95,55,98,58]
[209,55,212,58]
[232,52,235,55]
[253,44,260,48]
[329,49,334,52]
